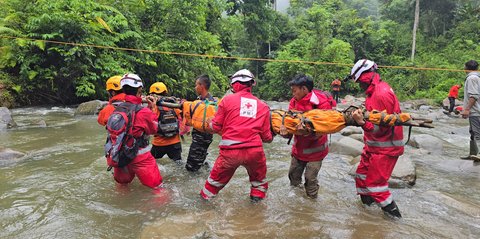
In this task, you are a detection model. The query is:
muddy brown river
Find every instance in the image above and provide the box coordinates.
[0,106,479,238]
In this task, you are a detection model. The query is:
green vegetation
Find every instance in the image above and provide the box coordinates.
[0,0,479,106]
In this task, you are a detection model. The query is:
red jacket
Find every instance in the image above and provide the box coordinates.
[448,85,461,98]
[124,95,159,163]
[289,89,332,161]
[97,93,126,126]
[211,88,272,149]
[360,72,404,156]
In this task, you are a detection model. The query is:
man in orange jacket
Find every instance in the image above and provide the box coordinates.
[445,84,462,115]
[149,82,184,165]
[97,76,125,126]
[331,78,342,103]
[97,75,126,126]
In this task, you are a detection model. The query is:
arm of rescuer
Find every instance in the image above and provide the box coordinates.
[97,105,114,126]
[209,98,226,133]
[352,91,397,132]
[260,105,273,143]
[139,95,159,135]
[461,76,479,119]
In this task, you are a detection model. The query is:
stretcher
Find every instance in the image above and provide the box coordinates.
[157,100,434,136]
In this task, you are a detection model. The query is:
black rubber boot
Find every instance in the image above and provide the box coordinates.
[381,201,402,219]
[250,196,263,203]
[360,195,375,206]
[461,140,478,160]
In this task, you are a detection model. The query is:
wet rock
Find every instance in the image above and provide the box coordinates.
[343,95,355,103]
[37,120,47,128]
[390,155,416,187]
[329,136,364,157]
[350,155,361,165]
[74,100,106,116]
[425,191,480,218]
[401,103,413,110]
[407,134,444,154]
[340,126,363,136]
[0,148,26,166]
[404,99,431,110]
[426,112,440,121]
[348,155,416,188]
[0,107,16,130]
[349,133,364,142]
[419,105,431,111]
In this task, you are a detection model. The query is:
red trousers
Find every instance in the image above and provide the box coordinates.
[200,147,268,199]
[113,151,163,189]
[355,151,398,207]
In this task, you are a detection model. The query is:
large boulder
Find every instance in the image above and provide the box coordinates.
[340,126,363,136]
[74,100,107,116]
[403,99,432,110]
[329,136,364,157]
[0,107,16,130]
[348,155,416,188]
[389,155,416,187]
[349,133,364,142]
[407,134,444,154]
[0,148,26,166]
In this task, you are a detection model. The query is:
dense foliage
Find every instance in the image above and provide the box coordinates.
[0,0,479,106]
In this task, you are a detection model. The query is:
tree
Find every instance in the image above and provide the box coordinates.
[411,0,419,62]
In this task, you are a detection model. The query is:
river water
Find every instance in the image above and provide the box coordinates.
[0,106,479,238]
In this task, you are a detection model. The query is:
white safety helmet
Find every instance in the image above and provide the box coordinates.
[230,69,255,85]
[350,59,378,82]
[120,73,144,88]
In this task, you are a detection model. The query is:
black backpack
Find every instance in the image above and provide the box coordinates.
[157,106,180,138]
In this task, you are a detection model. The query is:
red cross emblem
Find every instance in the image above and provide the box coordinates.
[245,102,252,109]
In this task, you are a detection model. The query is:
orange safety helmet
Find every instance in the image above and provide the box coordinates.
[149,82,168,94]
[105,75,122,91]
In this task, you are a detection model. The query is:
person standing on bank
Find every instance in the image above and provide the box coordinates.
[331,78,342,103]
[350,59,404,219]
[460,60,480,162]
[444,83,462,115]
[186,75,217,172]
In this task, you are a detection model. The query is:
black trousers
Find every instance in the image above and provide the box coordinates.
[186,129,213,171]
[448,97,455,113]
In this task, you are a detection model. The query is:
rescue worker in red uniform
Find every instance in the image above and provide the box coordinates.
[200,69,273,202]
[112,74,163,189]
[350,59,404,219]
[285,74,335,199]
[97,75,126,126]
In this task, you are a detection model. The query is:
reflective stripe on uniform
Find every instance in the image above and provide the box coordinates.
[372,125,380,133]
[355,173,367,180]
[366,140,403,147]
[201,187,216,198]
[138,145,152,155]
[254,185,267,193]
[302,142,328,154]
[207,177,225,188]
[251,179,267,187]
[378,194,393,207]
[356,185,389,194]
[219,139,243,146]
